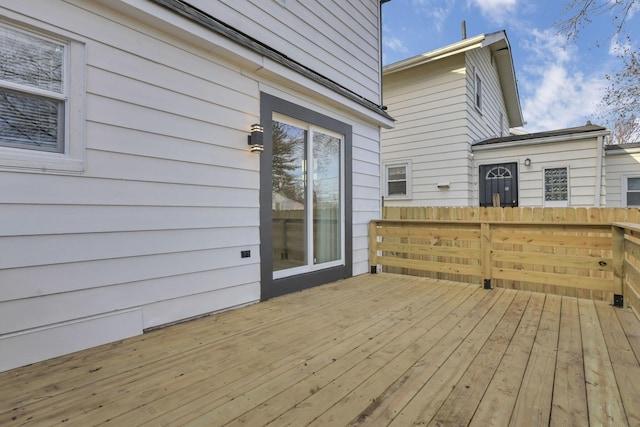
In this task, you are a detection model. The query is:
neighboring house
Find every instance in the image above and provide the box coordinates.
[381,31,613,208]
[381,31,524,207]
[472,124,608,207]
[605,142,640,207]
[0,0,393,372]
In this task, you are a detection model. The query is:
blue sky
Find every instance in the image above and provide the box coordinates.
[381,0,640,132]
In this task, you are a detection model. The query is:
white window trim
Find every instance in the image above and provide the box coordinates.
[622,174,640,207]
[0,19,85,174]
[384,160,412,199]
[543,166,570,207]
[272,113,346,280]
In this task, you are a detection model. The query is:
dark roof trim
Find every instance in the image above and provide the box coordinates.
[605,142,640,150]
[473,124,608,146]
[152,0,393,121]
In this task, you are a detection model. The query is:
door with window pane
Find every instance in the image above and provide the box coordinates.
[271,119,343,280]
[479,163,518,207]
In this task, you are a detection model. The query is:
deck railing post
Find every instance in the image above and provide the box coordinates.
[612,224,625,307]
[481,222,492,289]
[369,220,378,274]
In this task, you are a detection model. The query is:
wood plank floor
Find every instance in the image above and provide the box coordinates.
[1,273,639,426]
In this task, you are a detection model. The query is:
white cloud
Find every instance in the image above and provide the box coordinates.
[384,36,409,54]
[412,0,456,32]
[519,28,607,131]
[609,33,632,56]
[467,0,517,24]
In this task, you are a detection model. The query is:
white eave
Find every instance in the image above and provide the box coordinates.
[383,30,524,128]
[383,34,485,74]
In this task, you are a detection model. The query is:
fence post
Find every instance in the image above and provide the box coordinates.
[481,222,492,289]
[612,224,625,307]
[369,220,378,274]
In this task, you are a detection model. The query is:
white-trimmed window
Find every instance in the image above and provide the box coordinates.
[624,175,640,207]
[384,161,411,199]
[0,21,84,173]
[474,67,482,111]
[544,167,569,207]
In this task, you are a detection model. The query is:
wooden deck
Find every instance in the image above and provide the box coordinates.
[1,273,639,426]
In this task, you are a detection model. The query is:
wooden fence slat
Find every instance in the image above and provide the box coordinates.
[377,256,482,276]
[491,268,614,292]
[376,242,481,259]
[492,250,612,272]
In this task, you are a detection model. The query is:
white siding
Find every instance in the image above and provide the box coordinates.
[605,148,640,207]
[472,138,605,207]
[382,54,471,207]
[465,48,509,141]
[187,0,382,104]
[381,43,515,208]
[0,0,384,371]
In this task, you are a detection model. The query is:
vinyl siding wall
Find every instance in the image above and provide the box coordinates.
[465,48,509,141]
[605,148,640,207]
[382,54,470,207]
[473,138,605,207]
[381,45,513,208]
[186,0,382,104]
[464,47,510,203]
[0,0,384,372]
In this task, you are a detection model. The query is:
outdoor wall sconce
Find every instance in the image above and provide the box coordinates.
[524,158,531,167]
[248,123,264,153]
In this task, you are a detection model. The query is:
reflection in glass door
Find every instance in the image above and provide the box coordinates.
[271,118,343,278]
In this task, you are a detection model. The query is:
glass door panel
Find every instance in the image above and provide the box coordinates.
[271,118,344,278]
[271,121,306,272]
[312,131,341,264]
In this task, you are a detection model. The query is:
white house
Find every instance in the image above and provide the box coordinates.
[605,143,640,207]
[0,0,393,372]
[381,31,613,208]
[381,31,524,207]
[472,123,609,207]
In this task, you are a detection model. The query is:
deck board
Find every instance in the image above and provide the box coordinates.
[1,273,639,426]
[550,297,588,426]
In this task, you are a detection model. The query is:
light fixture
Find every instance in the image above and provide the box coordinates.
[248,123,264,153]
[524,158,531,167]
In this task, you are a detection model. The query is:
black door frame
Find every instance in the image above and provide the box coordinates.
[259,93,353,300]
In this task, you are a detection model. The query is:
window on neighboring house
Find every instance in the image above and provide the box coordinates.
[474,68,482,110]
[624,175,640,207]
[384,161,411,199]
[0,22,84,172]
[544,167,569,207]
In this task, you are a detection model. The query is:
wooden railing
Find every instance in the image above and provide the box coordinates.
[369,220,639,309]
[613,223,640,319]
[383,206,640,223]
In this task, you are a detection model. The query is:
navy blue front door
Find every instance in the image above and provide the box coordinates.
[479,163,518,207]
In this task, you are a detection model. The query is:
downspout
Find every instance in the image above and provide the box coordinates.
[594,135,604,207]
[379,0,391,214]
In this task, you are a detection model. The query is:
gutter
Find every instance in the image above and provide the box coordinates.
[472,130,611,151]
[383,35,485,74]
[152,0,393,123]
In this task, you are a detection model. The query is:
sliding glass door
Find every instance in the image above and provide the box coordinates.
[260,93,352,300]
[271,116,344,279]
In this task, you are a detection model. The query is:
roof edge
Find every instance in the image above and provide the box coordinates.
[383,34,485,74]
